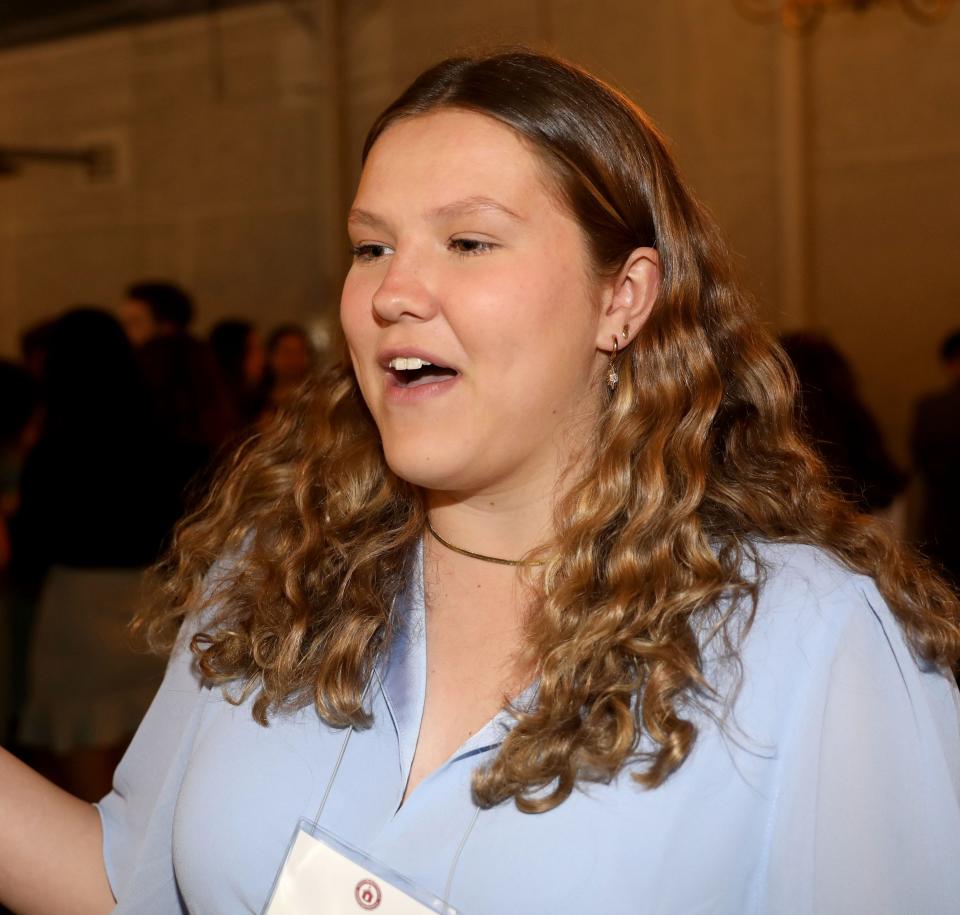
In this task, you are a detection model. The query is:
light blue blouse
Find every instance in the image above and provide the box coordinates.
[97,542,960,914]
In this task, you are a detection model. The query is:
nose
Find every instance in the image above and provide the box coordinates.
[371,251,438,325]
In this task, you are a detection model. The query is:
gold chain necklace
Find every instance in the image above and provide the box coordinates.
[425,518,546,567]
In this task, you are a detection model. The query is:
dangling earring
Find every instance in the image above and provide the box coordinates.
[606,335,620,391]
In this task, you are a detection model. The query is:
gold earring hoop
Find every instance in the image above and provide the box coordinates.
[622,323,630,340]
[606,335,620,391]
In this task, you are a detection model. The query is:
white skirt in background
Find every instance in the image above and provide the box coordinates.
[19,565,166,753]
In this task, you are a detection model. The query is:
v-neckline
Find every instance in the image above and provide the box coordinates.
[377,540,538,812]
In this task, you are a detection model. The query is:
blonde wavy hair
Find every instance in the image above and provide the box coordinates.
[138,50,960,813]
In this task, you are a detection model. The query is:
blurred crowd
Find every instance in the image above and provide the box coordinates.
[0,280,318,801]
[778,329,960,591]
[0,281,957,803]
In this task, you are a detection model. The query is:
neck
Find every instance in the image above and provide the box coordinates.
[420,486,547,681]
[425,486,555,568]
[422,410,596,568]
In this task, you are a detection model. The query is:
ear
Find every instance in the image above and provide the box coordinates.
[594,247,660,352]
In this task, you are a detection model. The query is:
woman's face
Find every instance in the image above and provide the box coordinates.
[270,333,311,384]
[244,329,266,386]
[341,109,608,497]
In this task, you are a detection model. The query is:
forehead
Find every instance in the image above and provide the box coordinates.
[354,109,561,216]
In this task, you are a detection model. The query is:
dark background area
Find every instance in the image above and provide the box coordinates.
[0,0,265,50]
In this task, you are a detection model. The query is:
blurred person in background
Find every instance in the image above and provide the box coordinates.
[11,308,172,801]
[261,323,315,417]
[780,332,907,516]
[0,360,41,745]
[209,318,266,430]
[19,320,53,382]
[118,280,193,348]
[912,328,960,589]
[124,280,235,509]
[0,360,40,569]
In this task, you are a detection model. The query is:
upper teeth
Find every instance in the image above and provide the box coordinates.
[389,357,432,371]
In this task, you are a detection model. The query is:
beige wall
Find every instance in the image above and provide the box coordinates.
[809,5,960,462]
[2,0,958,463]
[0,2,342,352]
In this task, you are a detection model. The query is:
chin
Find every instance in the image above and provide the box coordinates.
[380,437,476,492]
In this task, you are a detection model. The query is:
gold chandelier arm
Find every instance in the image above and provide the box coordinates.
[733,0,782,23]
[783,1,826,29]
[734,0,828,29]
[733,0,954,29]
[901,0,954,22]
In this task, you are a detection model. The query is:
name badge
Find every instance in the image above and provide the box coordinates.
[263,820,462,915]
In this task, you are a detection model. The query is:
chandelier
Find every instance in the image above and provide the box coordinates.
[735,0,954,29]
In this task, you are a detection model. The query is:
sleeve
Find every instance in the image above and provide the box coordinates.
[95,614,211,911]
[759,577,960,914]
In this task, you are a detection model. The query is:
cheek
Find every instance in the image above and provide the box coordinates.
[338,305,369,405]
[486,270,598,375]
[339,275,370,356]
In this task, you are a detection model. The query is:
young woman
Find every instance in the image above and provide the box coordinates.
[2,50,959,915]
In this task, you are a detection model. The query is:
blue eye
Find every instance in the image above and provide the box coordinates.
[450,238,494,257]
[351,243,391,262]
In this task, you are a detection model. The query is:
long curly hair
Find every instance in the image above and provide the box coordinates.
[137,50,960,813]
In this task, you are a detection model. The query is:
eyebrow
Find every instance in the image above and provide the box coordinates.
[347,195,523,232]
[430,195,523,222]
[347,208,391,232]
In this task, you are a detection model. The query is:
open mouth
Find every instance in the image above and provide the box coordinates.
[387,356,459,388]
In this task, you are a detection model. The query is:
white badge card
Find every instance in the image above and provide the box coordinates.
[263,819,461,915]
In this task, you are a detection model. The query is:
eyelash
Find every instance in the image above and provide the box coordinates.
[350,238,495,262]
[449,238,494,257]
[351,243,390,263]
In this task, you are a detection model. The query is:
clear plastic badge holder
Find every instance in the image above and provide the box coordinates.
[263,818,461,915]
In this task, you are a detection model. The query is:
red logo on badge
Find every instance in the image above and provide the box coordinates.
[355,879,382,910]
